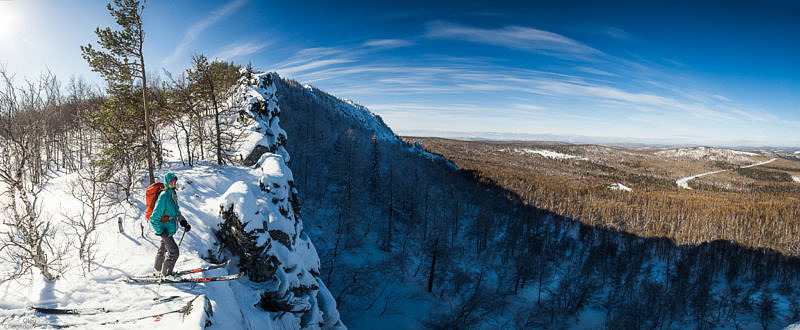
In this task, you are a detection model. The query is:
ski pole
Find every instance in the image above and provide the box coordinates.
[178,230,186,246]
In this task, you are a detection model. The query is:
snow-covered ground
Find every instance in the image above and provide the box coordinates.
[0,72,342,329]
[675,169,727,189]
[515,148,587,161]
[302,85,396,142]
[608,183,632,192]
[793,175,800,183]
[676,158,777,189]
[410,143,458,170]
[656,146,758,163]
[0,165,282,328]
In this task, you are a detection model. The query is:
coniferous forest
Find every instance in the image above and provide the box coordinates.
[276,76,800,329]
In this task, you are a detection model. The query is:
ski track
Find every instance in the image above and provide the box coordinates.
[676,158,777,190]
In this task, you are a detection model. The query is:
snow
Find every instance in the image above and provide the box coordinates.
[794,176,800,183]
[515,148,587,161]
[0,164,262,329]
[303,85,397,142]
[411,142,458,169]
[608,183,632,191]
[676,169,727,189]
[0,71,343,329]
[655,146,758,163]
[742,158,777,169]
[676,158,777,189]
[234,75,290,163]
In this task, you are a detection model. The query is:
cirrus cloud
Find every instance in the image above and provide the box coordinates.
[424,20,603,58]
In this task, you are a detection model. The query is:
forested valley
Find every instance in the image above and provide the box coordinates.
[276,76,800,329]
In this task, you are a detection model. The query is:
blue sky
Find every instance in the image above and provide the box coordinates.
[1,0,798,146]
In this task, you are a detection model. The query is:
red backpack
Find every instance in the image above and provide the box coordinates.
[145,182,169,222]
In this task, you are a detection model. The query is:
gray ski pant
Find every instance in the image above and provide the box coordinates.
[154,230,179,275]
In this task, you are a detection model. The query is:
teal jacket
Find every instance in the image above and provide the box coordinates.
[150,172,181,237]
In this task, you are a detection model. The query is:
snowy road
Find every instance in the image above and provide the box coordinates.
[676,158,777,190]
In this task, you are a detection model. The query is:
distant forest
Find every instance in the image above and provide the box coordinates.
[407,138,800,257]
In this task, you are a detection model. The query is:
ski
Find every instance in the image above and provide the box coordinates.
[127,260,230,280]
[124,272,244,283]
[31,307,104,315]
[40,306,188,329]
[154,295,182,303]
[169,259,231,276]
[31,295,182,315]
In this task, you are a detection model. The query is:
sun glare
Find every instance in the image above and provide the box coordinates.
[0,4,18,43]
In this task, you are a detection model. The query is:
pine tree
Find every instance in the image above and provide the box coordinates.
[81,0,155,183]
[187,54,241,165]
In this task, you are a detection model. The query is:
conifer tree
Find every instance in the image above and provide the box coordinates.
[81,0,155,183]
[187,53,241,165]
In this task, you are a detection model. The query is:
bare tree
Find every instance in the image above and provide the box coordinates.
[164,71,197,166]
[0,66,64,282]
[64,160,115,275]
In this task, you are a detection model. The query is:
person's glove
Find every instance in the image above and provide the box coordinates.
[184,224,191,232]
[179,218,189,228]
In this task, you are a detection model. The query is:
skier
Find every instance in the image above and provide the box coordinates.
[149,172,191,278]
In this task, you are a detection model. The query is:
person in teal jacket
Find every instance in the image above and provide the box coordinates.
[150,172,190,277]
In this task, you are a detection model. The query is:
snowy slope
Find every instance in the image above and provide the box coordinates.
[0,72,343,329]
[515,148,587,160]
[655,146,759,163]
[409,142,458,169]
[301,85,397,142]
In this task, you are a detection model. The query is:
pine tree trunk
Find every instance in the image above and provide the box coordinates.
[428,238,438,293]
[211,84,222,165]
[139,31,154,184]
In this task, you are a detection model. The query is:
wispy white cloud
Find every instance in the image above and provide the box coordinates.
[363,39,414,49]
[295,47,345,58]
[600,26,631,40]
[729,109,778,122]
[262,33,792,145]
[214,41,271,60]
[279,56,731,122]
[511,104,548,112]
[163,0,249,64]
[712,94,731,102]
[368,103,487,113]
[424,20,603,58]
[274,47,348,71]
[521,80,737,121]
[576,66,617,77]
[276,59,356,77]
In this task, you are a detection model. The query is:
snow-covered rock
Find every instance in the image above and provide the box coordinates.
[215,72,344,328]
[237,73,290,165]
